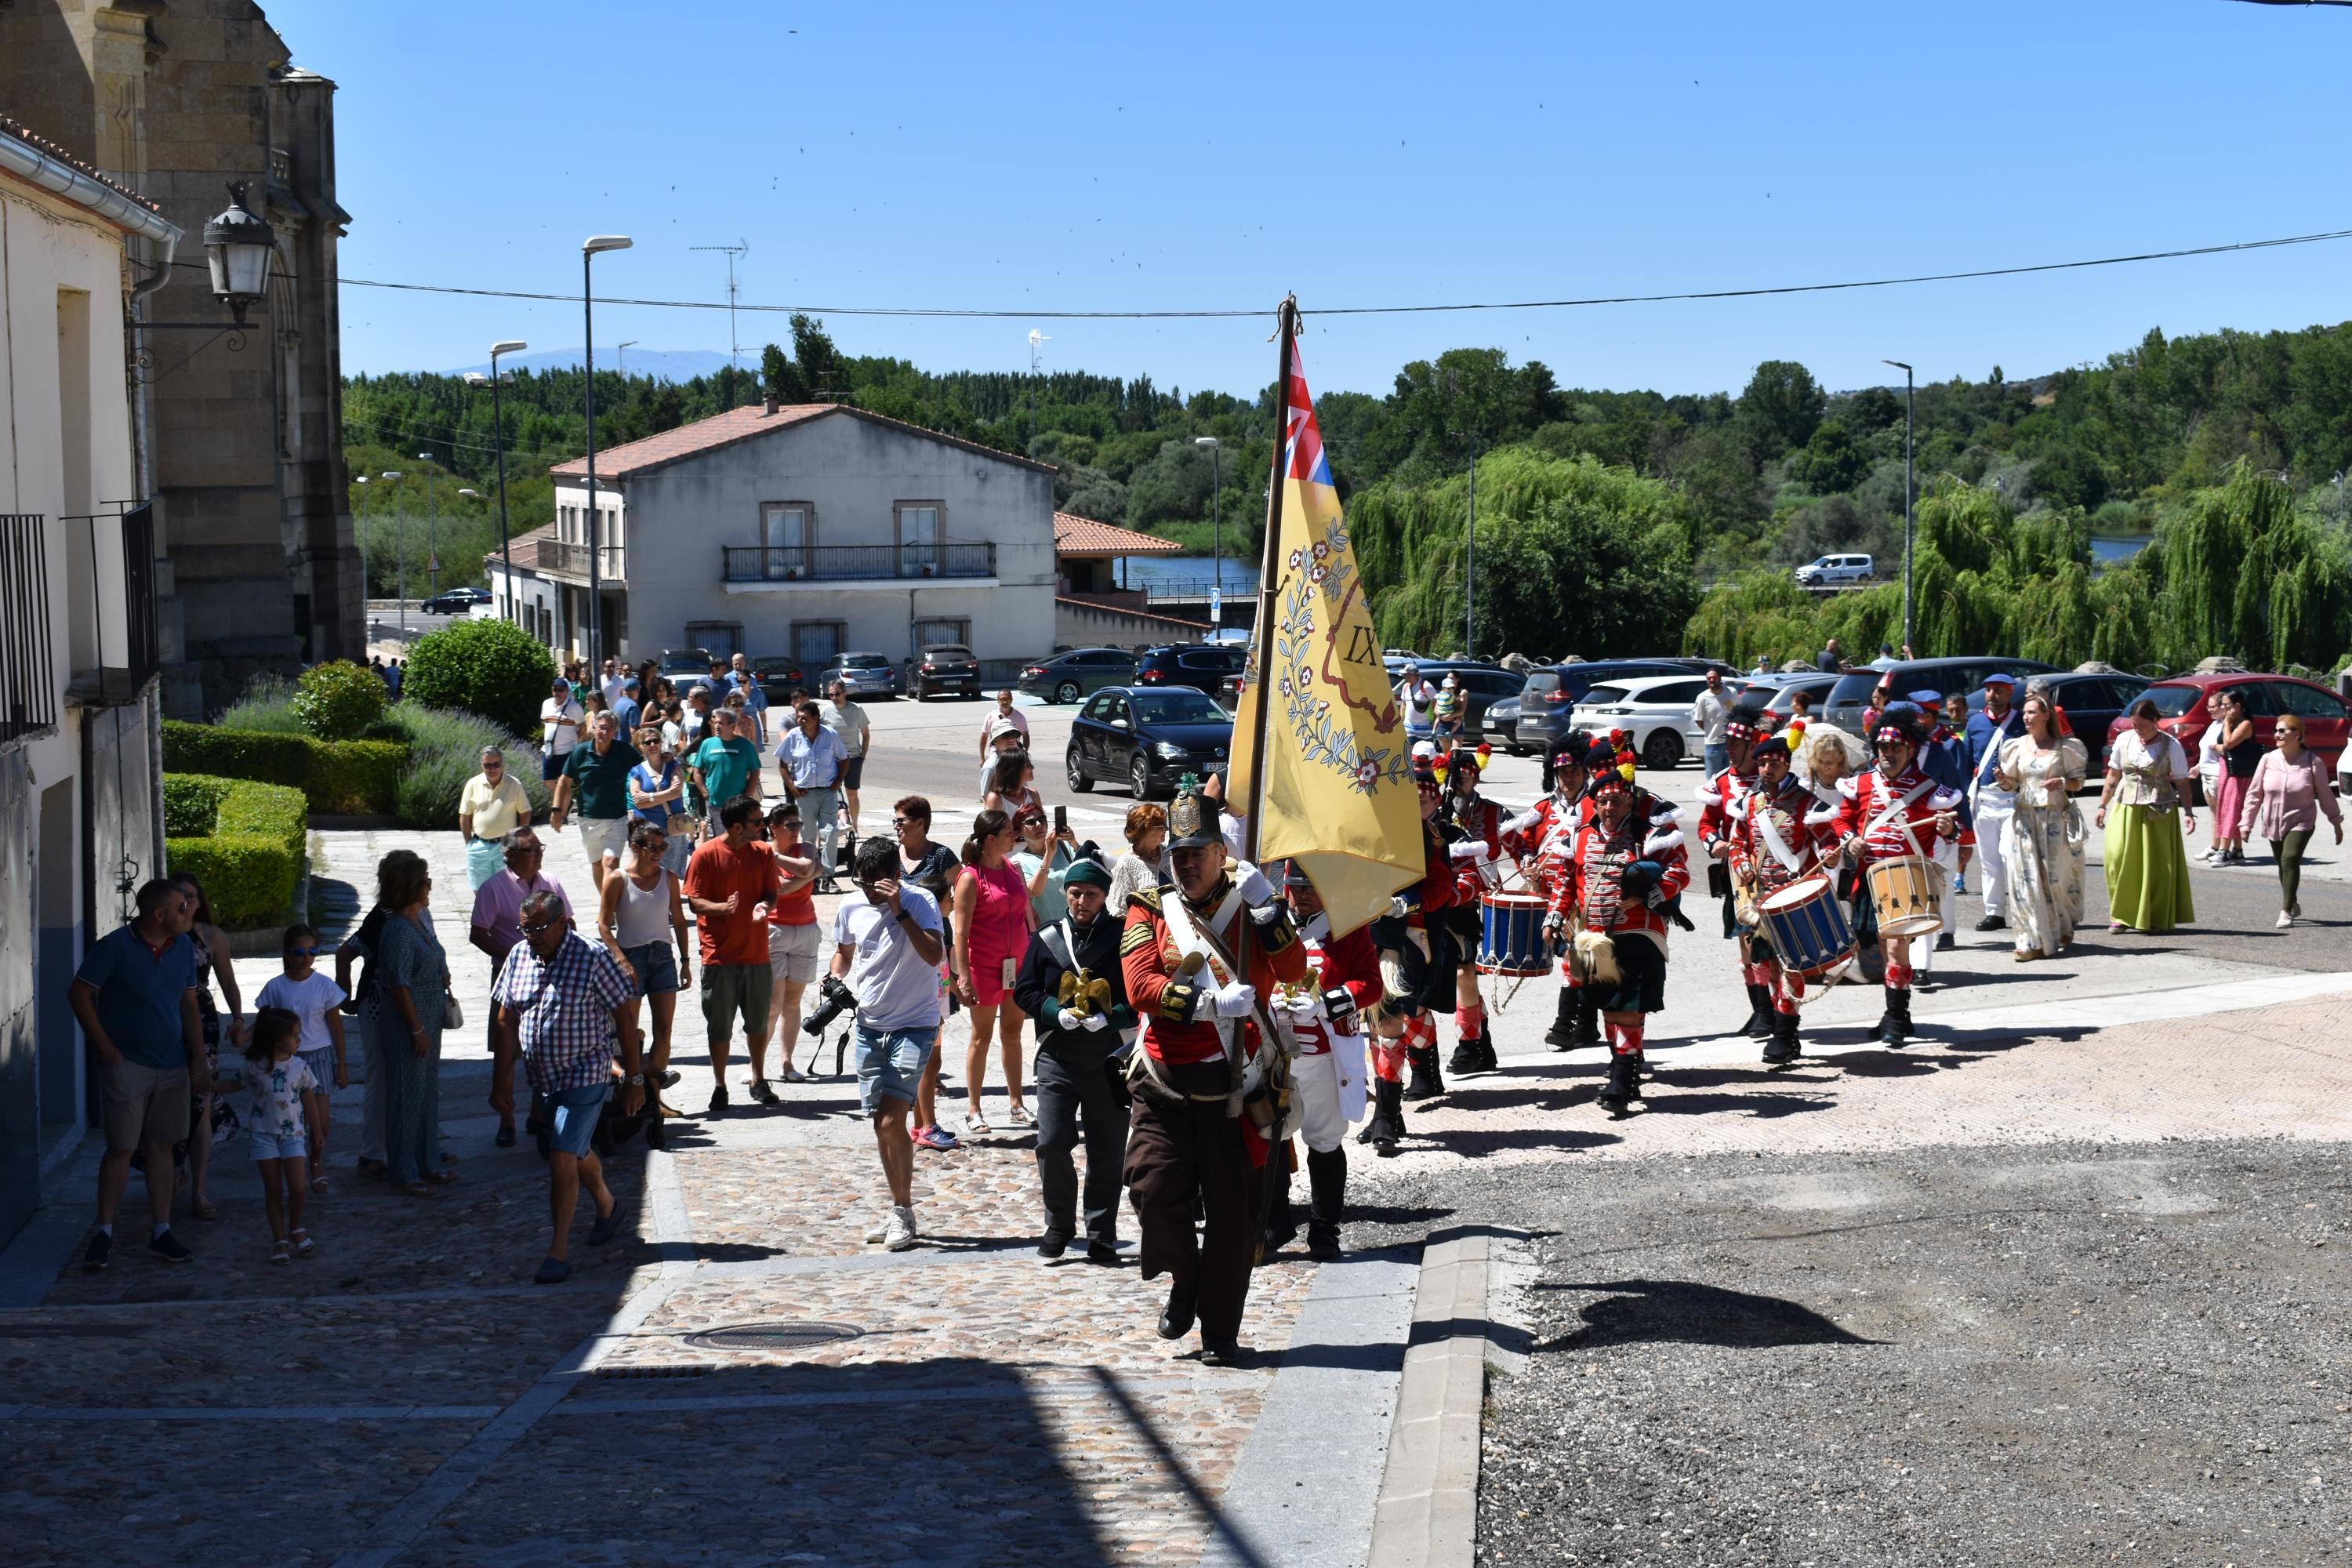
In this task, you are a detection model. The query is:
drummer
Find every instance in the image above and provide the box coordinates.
[1697,699,1774,1039]
[1725,732,1847,1065]
[1550,771,1690,1116]
[1500,735,1595,1051]
[1441,745,1508,1076]
[1834,704,1964,1047]
[1373,748,1462,1105]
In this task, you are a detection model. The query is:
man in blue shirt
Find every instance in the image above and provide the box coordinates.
[1962,672,2026,935]
[727,652,771,746]
[777,700,851,891]
[611,677,642,735]
[67,880,219,1270]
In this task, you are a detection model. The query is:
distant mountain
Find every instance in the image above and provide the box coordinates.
[444,347,743,383]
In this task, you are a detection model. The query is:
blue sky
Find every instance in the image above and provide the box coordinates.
[283,0,2352,400]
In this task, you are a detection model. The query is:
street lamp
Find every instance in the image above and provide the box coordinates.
[380,470,405,629]
[467,339,528,622]
[201,183,275,328]
[354,474,371,627]
[582,234,633,671]
[1195,437,1222,631]
[1883,360,1916,655]
[417,453,445,600]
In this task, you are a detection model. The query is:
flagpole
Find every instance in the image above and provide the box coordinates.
[1241,293,1298,869]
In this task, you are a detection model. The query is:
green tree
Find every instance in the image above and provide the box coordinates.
[401,618,555,739]
[1737,360,1827,462]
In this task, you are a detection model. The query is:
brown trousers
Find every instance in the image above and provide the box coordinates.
[1123,1057,1260,1346]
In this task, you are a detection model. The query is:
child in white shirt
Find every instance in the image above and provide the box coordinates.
[255,924,347,1192]
[240,1007,318,1264]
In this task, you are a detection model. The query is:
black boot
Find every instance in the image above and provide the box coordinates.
[1575,990,1603,1049]
[1762,1008,1798,1066]
[1369,1079,1406,1156]
[1596,1052,1639,1116]
[1158,1283,1196,1341]
[1876,985,1911,1047]
[1305,1147,1346,1261]
[1544,989,1578,1050]
[1477,1025,1500,1073]
[1741,983,1775,1038]
[1401,1044,1443,1102]
[1261,1157,1298,1258]
[1448,1028,1486,1076]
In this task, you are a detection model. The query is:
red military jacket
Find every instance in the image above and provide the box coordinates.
[1696,762,1758,861]
[1835,762,1963,864]
[1503,789,1588,898]
[1725,772,1845,899]
[1122,878,1309,1066]
[1555,811,1692,953]
[1446,793,1509,902]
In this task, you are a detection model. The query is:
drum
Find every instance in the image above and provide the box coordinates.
[1478,890,1552,976]
[1756,876,1856,981]
[1867,855,1943,938]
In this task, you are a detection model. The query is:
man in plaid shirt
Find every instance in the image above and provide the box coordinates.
[492,890,643,1284]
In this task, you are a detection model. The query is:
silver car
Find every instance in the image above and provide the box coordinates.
[815,650,904,699]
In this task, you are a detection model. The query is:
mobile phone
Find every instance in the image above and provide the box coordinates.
[1053,805,1068,836]
[1000,956,1017,989]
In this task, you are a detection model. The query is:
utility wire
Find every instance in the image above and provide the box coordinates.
[307,226,2352,321]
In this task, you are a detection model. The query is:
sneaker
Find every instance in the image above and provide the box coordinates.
[864,1216,890,1244]
[747,1078,780,1106]
[148,1229,194,1265]
[82,1231,111,1272]
[913,1125,959,1152]
[2276,910,2295,929]
[883,1206,917,1252]
[588,1203,626,1246]
[706,1083,730,1116]
[1951,877,1967,895]
[533,1255,572,1285]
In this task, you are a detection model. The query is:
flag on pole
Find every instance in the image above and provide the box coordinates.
[1229,336,1423,935]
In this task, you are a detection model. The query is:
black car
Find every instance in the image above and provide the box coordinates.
[1134,644,1247,696]
[747,654,807,707]
[1821,657,2059,735]
[1018,647,1137,704]
[1515,660,1700,756]
[421,586,489,615]
[906,643,981,700]
[1960,671,2151,773]
[1066,685,1233,800]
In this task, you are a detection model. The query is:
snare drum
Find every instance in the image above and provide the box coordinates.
[1479,891,1552,976]
[1756,877,1855,981]
[1867,855,1944,938]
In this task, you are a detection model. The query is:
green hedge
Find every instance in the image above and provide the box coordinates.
[164,773,309,928]
[162,720,407,815]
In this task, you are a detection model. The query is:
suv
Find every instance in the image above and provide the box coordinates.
[1019,647,1136,704]
[1795,554,1874,586]
[1820,656,2058,735]
[906,644,980,700]
[1514,660,1697,757]
[1134,644,1247,697]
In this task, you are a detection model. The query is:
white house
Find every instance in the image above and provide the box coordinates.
[0,114,180,1243]
[488,399,1058,671]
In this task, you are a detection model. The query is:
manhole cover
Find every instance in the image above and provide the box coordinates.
[684,1321,863,1352]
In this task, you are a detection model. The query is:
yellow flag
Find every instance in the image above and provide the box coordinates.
[1228,336,1423,935]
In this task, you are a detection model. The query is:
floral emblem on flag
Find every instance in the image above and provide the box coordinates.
[1260,517,1407,793]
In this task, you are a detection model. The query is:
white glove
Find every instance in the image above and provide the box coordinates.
[1388,895,1413,918]
[1447,840,1488,863]
[1236,864,1275,905]
[1283,992,1323,1023]
[1211,980,1258,1018]
[1079,1011,1110,1033]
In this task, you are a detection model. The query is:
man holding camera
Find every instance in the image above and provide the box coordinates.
[1014,855,1134,1265]
[829,837,947,1252]
[1120,786,1307,1366]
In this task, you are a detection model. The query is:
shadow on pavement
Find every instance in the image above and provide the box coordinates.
[1537,1277,1883,1352]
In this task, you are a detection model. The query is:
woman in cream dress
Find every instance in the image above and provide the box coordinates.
[1994,693,2089,960]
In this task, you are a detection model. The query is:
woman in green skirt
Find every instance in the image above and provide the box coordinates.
[2094,698,2198,934]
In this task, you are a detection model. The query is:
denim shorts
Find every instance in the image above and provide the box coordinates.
[547,1083,610,1158]
[248,1130,309,1163]
[853,1023,937,1116]
[624,941,680,998]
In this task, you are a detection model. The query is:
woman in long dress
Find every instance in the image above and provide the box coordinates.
[365,855,452,1194]
[2096,699,2198,935]
[1996,693,2089,960]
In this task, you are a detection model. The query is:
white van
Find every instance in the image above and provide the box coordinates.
[1795,553,1874,586]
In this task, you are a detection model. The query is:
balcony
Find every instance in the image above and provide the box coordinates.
[720,542,997,585]
[60,504,158,712]
[536,538,625,585]
[0,515,57,745]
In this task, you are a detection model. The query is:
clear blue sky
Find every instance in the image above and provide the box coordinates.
[279,0,2352,400]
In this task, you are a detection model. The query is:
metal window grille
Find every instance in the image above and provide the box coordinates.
[0,515,57,746]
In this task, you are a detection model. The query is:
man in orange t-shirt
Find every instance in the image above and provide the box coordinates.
[682,796,782,1116]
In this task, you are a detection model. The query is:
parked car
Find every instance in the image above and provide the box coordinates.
[2107,673,2352,803]
[813,650,904,700]
[1485,695,1525,753]
[1388,662,1525,743]
[1794,554,1875,586]
[906,643,981,700]
[1066,685,1234,800]
[1820,657,2059,735]
[1568,673,1715,770]
[1019,647,1137,705]
[747,654,808,708]
[1740,671,1842,718]
[1958,672,2149,775]
[421,586,489,615]
[1514,660,1697,757]
[1134,643,1248,696]
[658,647,715,681]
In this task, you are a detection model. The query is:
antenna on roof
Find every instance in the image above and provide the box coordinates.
[690,240,750,372]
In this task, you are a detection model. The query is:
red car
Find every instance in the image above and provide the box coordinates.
[2107,673,2351,801]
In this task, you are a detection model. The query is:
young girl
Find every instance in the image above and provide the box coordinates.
[241,1007,319,1263]
[256,924,347,1194]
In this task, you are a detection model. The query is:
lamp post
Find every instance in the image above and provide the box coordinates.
[416,453,443,600]
[380,470,405,627]
[1883,359,1915,655]
[1194,436,1222,632]
[466,339,527,624]
[354,474,371,630]
[582,235,633,671]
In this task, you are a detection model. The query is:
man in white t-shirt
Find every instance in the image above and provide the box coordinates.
[833,837,947,1253]
[539,678,585,783]
[600,657,627,710]
[820,677,873,837]
[1692,669,1731,778]
[1396,664,1437,741]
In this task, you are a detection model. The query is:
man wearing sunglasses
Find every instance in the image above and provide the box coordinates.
[471,829,572,1148]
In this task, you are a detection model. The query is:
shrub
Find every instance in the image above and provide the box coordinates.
[380,704,550,830]
[401,617,554,737]
[292,659,389,740]
[165,773,308,927]
[218,675,307,734]
[162,721,407,815]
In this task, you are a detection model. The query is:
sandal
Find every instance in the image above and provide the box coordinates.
[357,1158,388,1178]
[291,1228,315,1257]
[965,1110,993,1136]
[396,1180,433,1197]
[1005,1105,1035,1128]
[191,1198,220,1221]
[270,1239,291,1265]
[424,1168,459,1185]
[309,1174,328,1194]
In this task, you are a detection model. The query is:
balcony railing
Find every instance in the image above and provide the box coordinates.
[536,538,625,583]
[0,515,56,745]
[121,503,158,690]
[721,542,997,583]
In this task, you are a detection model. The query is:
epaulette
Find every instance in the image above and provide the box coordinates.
[1127,886,1163,916]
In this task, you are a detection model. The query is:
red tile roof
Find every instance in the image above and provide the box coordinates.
[1054,512,1183,557]
[0,113,164,218]
[483,520,557,572]
[549,403,1056,480]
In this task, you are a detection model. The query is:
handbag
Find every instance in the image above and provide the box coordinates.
[443,989,464,1029]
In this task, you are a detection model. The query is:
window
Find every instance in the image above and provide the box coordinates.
[792,621,845,666]
[686,620,742,660]
[1653,680,1708,705]
[913,619,969,651]
[897,503,944,575]
[1083,692,1118,721]
[760,503,812,580]
[2229,683,2282,718]
[2281,682,2347,719]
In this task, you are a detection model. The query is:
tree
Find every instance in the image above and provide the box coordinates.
[1737,360,1827,462]
[401,618,555,739]
[1788,419,1867,495]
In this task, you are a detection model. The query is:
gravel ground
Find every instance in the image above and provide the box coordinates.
[1351,1138,2352,1566]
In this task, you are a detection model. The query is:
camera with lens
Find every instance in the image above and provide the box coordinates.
[800,974,859,1038]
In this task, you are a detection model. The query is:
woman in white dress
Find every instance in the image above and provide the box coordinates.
[1994,692,2089,960]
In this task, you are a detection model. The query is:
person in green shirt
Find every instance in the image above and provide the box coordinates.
[551,711,644,894]
[690,708,764,840]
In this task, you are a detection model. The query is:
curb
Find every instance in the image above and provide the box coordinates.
[1368,1225,1506,1568]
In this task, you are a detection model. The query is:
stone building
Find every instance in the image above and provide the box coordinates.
[0,0,360,717]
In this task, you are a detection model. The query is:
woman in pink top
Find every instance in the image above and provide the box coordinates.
[952,808,1033,1134]
[2237,712,2343,927]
